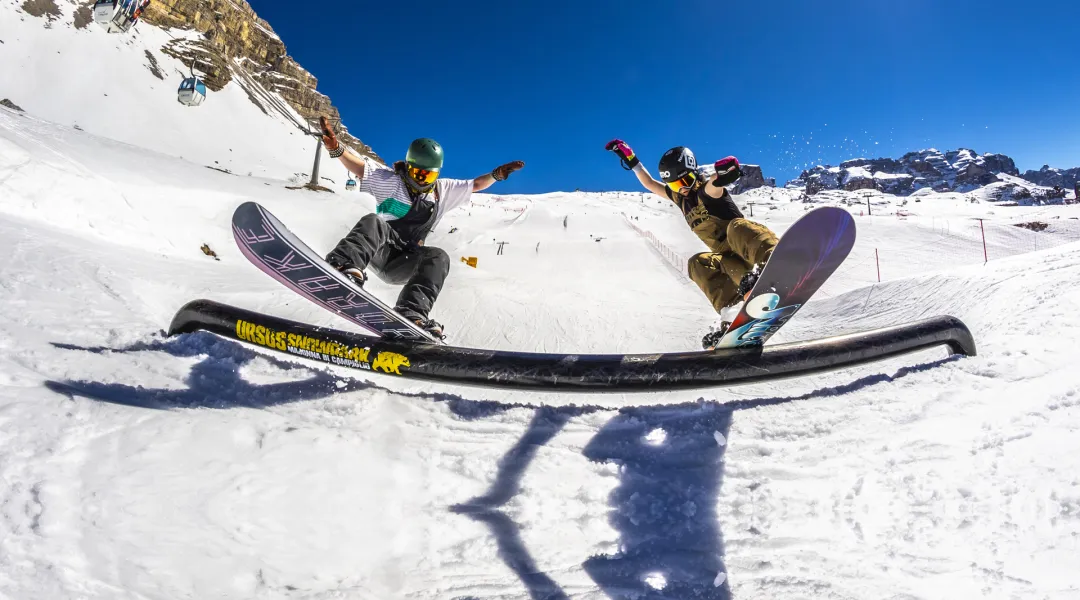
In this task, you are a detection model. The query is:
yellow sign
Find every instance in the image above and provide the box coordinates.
[234,319,411,375]
[460,256,478,268]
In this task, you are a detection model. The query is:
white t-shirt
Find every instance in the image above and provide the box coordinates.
[359,160,473,229]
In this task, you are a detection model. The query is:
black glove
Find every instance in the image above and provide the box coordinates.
[713,156,742,187]
[605,139,640,170]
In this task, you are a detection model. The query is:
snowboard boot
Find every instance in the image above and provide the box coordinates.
[414,318,446,340]
[735,270,759,301]
[341,267,366,288]
[327,255,366,288]
[396,308,445,340]
[702,322,731,350]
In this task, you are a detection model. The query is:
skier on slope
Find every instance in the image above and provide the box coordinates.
[319,116,524,339]
[605,140,779,348]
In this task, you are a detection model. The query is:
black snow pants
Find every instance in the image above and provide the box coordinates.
[326,214,450,321]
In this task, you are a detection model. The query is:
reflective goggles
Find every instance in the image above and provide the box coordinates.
[407,164,440,185]
[666,171,697,193]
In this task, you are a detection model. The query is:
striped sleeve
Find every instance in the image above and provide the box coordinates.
[360,166,411,221]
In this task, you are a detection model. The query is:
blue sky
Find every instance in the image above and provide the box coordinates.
[252,0,1080,193]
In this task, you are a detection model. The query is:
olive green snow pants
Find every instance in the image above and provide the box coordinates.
[687,218,778,313]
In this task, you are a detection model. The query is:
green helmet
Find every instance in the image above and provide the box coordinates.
[406,138,444,170]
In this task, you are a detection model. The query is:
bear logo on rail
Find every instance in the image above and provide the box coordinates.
[371,352,411,375]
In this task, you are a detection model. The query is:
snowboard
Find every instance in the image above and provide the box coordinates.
[711,206,856,349]
[231,201,440,344]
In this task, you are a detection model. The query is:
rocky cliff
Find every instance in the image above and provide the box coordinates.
[1021,165,1080,190]
[138,0,378,160]
[729,165,775,194]
[787,148,1020,196]
[698,162,775,194]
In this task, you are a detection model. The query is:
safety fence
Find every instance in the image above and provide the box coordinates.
[832,214,1080,291]
[624,217,690,278]
[625,212,1080,294]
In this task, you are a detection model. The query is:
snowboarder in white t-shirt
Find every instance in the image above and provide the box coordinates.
[319,116,524,339]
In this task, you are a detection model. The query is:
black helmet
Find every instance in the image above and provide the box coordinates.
[658,146,698,183]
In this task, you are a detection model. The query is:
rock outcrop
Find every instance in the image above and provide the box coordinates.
[787,148,1020,196]
[729,164,775,194]
[20,0,61,20]
[1022,165,1080,189]
[983,181,1068,204]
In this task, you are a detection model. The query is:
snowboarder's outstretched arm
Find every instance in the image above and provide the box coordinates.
[320,115,366,179]
[703,156,743,199]
[605,139,667,198]
[472,161,526,192]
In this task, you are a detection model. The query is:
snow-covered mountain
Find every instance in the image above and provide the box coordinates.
[783,147,1079,205]
[0,0,374,183]
[786,148,1021,195]
[1022,164,1080,190]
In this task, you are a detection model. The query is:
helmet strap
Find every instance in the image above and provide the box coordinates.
[395,161,436,197]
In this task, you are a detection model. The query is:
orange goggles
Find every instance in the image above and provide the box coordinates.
[407,164,440,185]
[666,172,697,192]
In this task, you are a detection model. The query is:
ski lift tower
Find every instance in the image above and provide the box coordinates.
[862,189,875,216]
[305,116,340,190]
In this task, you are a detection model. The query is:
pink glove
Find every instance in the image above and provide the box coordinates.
[713,156,742,187]
[605,139,640,169]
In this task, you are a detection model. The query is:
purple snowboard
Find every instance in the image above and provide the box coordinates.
[232,201,438,343]
[714,206,856,349]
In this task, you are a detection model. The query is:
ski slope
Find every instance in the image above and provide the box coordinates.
[0,0,353,183]
[2,107,1080,600]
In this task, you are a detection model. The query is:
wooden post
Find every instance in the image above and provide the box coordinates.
[978,218,987,263]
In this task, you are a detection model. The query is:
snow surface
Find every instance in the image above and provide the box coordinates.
[3,4,1080,598]
[872,170,911,180]
[3,107,1080,599]
[841,165,871,181]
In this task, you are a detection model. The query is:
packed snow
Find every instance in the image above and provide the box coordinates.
[2,4,1080,598]
[3,107,1080,599]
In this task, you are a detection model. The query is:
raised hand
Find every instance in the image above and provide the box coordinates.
[605,139,639,169]
[713,156,742,187]
[319,116,340,151]
[492,160,525,181]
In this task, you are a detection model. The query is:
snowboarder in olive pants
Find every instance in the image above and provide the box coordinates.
[320,116,524,339]
[605,139,779,348]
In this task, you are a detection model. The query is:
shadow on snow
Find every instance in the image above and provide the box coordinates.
[47,332,957,600]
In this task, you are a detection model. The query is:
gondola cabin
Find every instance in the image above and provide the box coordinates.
[96,0,146,33]
[346,178,357,191]
[177,77,207,107]
[93,0,117,25]
[109,16,136,34]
